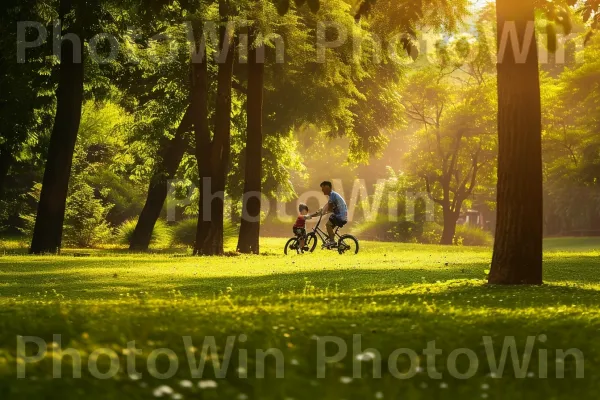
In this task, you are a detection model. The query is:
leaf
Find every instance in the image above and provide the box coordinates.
[294,0,307,6]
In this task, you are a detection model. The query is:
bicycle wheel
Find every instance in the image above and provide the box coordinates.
[305,232,318,253]
[337,234,359,255]
[284,237,300,255]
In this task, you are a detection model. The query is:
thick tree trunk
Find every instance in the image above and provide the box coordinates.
[30,0,84,254]
[237,28,265,254]
[201,0,234,256]
[129,107,192,251]
[440,208,458,245]
[489,0,543,284]
[191,25,212,255]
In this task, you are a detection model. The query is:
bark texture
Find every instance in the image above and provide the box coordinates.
[237,27,265,254]
[191,24,212,255]
[30,0,84,254]
[489,0,543,284]
[201,0,234,256]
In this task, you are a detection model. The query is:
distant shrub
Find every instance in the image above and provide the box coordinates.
[454,224,493,246]
[116,218,172,249]
[172,219,197,247]
[419,222,443,244]
[172,219,237,247]
[352,219,491,246]
[87,169,146,226]
[352,218,421,242]
[63,181,113,248]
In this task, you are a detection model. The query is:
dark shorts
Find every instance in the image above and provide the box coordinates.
[293,227,306,238]
[328,215,348,228]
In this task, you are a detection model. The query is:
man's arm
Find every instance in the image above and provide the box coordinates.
[318,202,331,216]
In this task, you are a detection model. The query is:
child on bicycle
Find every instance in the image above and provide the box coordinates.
[293,203,315,251]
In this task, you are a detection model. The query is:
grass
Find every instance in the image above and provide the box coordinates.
[0,237,598,399]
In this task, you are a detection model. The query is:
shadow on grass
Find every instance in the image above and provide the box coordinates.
[1,261,599,311]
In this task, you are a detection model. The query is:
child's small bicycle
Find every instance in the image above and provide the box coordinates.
[284,214,359,255]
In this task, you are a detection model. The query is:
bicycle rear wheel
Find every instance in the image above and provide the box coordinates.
[337,234,359,255]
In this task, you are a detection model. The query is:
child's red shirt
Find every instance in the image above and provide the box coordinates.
[293,216,306,228]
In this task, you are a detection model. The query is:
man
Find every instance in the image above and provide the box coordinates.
[316,181,348,247]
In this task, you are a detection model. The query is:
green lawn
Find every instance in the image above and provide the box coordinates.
[0,237,598,399]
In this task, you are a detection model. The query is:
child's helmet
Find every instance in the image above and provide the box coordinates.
[299,203,309,212]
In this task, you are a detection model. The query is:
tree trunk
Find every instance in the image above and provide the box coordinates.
[440,208,458,245]
[129,107,192,251]
[201,0,234,256]
[489,0,543,284]
[30,0,84,254]
[191,24,212,255]
[237,27,265,254]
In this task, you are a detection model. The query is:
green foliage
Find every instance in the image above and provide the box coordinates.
[454,224,493,246]
[71,102,147,226]
[172,218,237,247]
[416,222,443,244]
[353,220,448,244]
[18,180,115,249]
[63,181,113,248]
[172,218,198,247]
[87,169,147,225]
[541,35,600,234]
[116,218,173,249]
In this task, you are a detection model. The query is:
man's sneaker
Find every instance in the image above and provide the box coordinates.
[324,240,337,248]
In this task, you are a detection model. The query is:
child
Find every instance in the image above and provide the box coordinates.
[293,203,313,251]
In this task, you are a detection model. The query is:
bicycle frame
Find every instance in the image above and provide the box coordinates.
[309,214,342,243]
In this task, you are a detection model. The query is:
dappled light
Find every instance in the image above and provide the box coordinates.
[2,0,600,398]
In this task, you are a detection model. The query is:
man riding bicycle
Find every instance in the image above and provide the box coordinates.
[315,181,348,248]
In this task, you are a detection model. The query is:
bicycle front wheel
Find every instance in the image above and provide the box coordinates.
[306,232,318,253]
[337,234,359,255]
[284,237,299,255]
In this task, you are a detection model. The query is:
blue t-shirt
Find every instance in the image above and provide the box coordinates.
[329,191,348,220]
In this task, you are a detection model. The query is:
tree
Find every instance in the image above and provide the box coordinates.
[30,0,86,254]
[190,17,212,255]
[486,0,600,283]
[0,0,55,216]
[488,0,543,283]
[237,25,265,254]
[117,2,201,251]
[542,33,600,234]
[130,108,193,251]
[199,0,236,255]
[402,61,497,244]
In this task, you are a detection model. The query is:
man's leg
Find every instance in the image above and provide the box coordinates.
[326,219,335,242]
